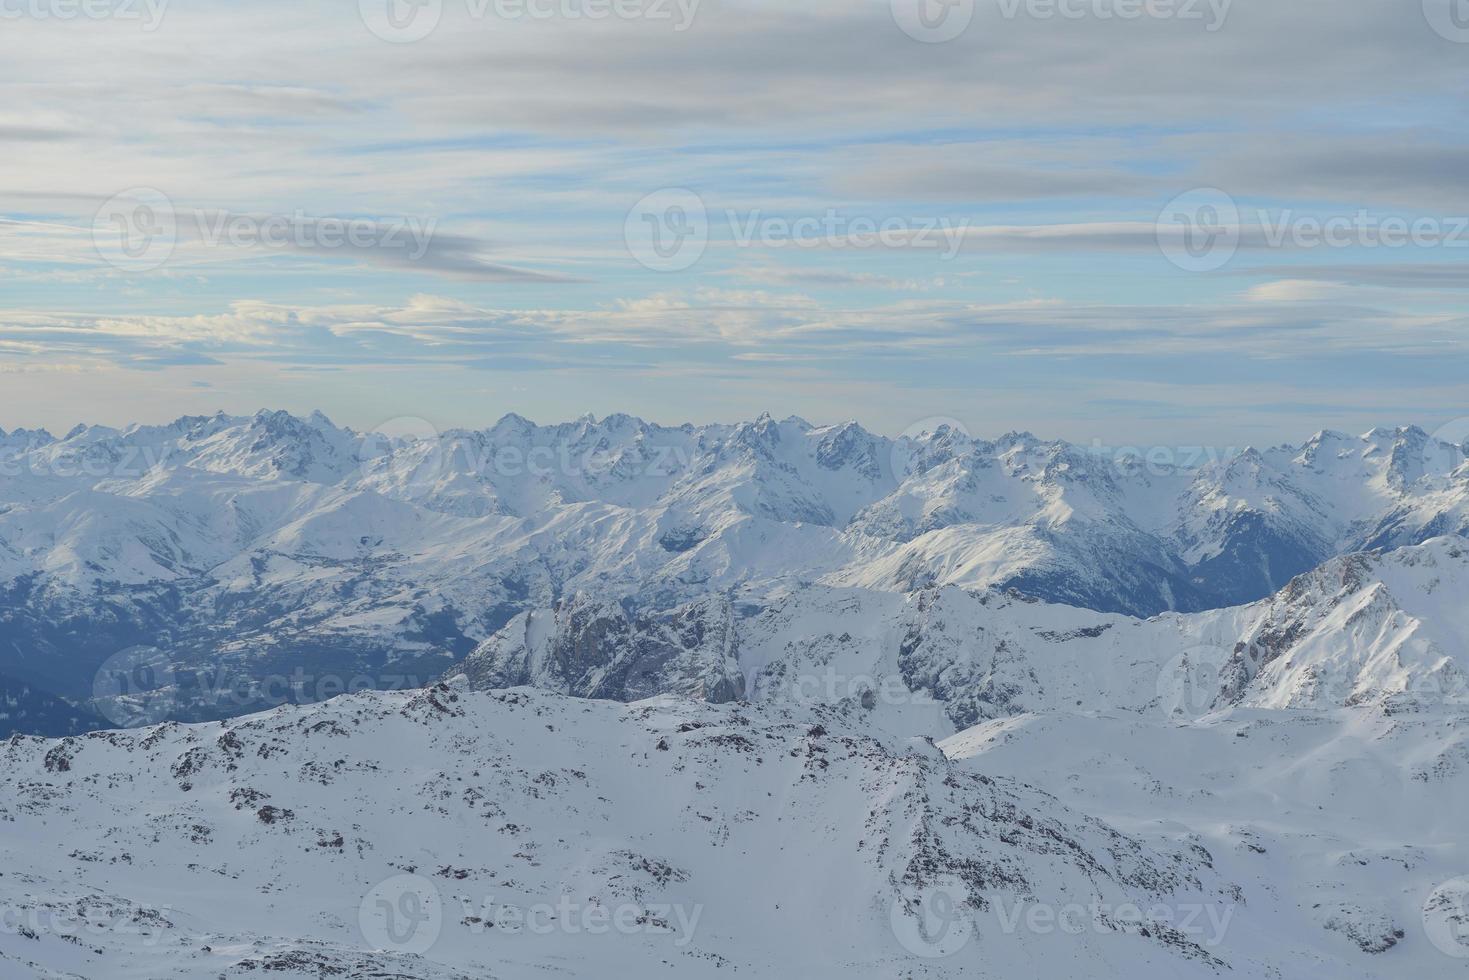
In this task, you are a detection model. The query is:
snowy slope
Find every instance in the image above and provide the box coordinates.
[3,413,1468,978]
[0,685,1234,979]
[460,537,1469,736]
[1211,537,1469,711]
[944,705,1469,972]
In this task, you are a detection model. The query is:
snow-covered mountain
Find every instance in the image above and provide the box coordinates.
[1,411,1466,723]
[460,537,1469,735]
[458,593,745,704]
[943,703,1469,970]
[7,682,1468,978]
[5,412,1469,978]
[1212,537,1469,711]
[0,684,1237,979]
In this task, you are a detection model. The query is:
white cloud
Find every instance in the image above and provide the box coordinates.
[1244,279,1349,303]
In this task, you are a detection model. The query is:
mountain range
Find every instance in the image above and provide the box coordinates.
[1,411,1466,728]
[3,411,1469,977]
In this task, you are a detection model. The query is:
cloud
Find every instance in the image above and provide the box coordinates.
[5,286,1467,377]
[0,126,80,143]
[0,209,574,283]
[1199,136,1469,211]
[1243,280,1349,303]
[733,266,937,291]
[833,140,1160,203]
[1238,263,1469,290]
[4,0,1468,440]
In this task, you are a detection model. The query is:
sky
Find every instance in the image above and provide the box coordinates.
[1,0,1468,448]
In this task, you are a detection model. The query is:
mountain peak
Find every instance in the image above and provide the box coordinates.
[1361,424,1427,443]
[491,411,536,433]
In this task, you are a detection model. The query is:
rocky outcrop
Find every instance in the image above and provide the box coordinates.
[456,593,745,703]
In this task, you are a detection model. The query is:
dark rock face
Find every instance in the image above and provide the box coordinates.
[815,422,884,480]
[1317,902,1405,955]
[456,594,745,704]
[658,526,705,553]
[892,589,1044,730]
